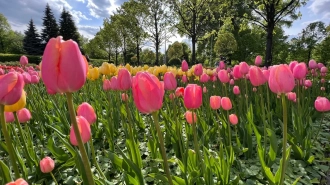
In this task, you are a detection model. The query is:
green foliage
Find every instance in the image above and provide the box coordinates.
[0,13,11,53]
[23,19,43,55]
[41,3,59,49]
[59,8,80,45]
[0,53,41,64]
[214,32,237,56]
[168,58,181,66]
[314,36,330,64]
[140,48,156,64]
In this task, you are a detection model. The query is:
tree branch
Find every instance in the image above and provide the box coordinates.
[274,0,298,23]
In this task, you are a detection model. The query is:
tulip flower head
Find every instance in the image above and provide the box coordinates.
[5,90,26,112]
[77,102,97,124]
[210,96,221,110]
[221,97,232,110]
[6,178,28,185]
[70,116,91,146]
[5,112,15,123]
[41,36,87,94]
[249,66,267,86]
[20,55,28,66]
[181,60,189,72]
[17,108,31,123]
[132,72,164,114]
[229,114,238,125]
[0,72,25,105]
[40,157,55,173]
[117,68,132,91]
[184,84,202,109]
[121,93,129,101]
[255,56,262,66]
[164,72,177,90]
[314,97,330,112]
[175,87,184,97]
[268,64,295,94]
[233,86,240,95]
[185,111,197,124]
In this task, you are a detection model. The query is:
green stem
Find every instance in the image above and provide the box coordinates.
[14,112,36,167]
[191,110,201,166]
[279,94,288,185]
[66,93,95,185]
[107,92,114,151]
[152,111,173,185]
[50,172,59,185]
[311,113,324,146]
[260,87,267,160]
[89,138,106,179]
[172,96,183,159]
[0,105,20,179]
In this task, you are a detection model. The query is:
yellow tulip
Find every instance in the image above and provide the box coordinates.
[87,67,100,80]
[5,90,26,112]
[99,62,111,75]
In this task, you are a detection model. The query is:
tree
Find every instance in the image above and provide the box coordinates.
[214,32,237,57]
[314,33,330,65]
[59,8,80,45]
[41,3,59,49]
[167,41,183,60]
[139,0,172,65]
[140,48,156,64]
[170,0,216,64]
[245,0,307,66]
[300,21,326,62]
[0,13,11,52]
[6,31,25,54]
[23,19,42,55]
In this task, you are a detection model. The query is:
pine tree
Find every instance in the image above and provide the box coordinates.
[23,19,42,55]
[41,3,59,49]
[59,8,80,45]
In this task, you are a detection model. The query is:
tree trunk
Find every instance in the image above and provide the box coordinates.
[123,36,127,65]
[115,49,118,66]
[136,37,140,66]
[191,35,196,64]
[265,24,274,67]
[108,52,111,63]
[154,12,159,66]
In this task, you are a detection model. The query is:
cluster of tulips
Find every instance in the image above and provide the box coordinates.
[0,35,329,185]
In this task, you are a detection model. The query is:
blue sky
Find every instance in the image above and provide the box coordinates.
[1,0,330,51]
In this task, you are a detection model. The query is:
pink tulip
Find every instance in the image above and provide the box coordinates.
[22,72,31,84]
[321,78,325,83]
[219,61,226,69]
[110,76,119,90]
[20,55,28,66]
[289,61,298,72]
[249,66,267,86]
[169,93,175,100]
[293,63,307,79]
[41,36,87,94]
[6,178,28,185]
[255,56,262,66]
[181,60,189,72]
[0,72,24,105]
[200,73,209,83]
[185,111,197,124]
[40,156,55,173]
[121,93,129,101]
[308,60,317,69]
[0,68,4,75]
[31,75,40,84]
[17,108,31,123]
[5,112,15,123]
[229,114,238,125]
[239,62,249,75]
[321,67,328,73]
[304,80,312,87]
[103,79,111,91]
[262,69,270,81]
[321,87,325,91]
[77,102,97,124]
[175,87,184,97]
[164,72,177,90]
[132,72,164,114]
[315,97,330,112]
[210,96,221,110]
[233,86,240,95]
[218,70,230,83]
[184,84,202,109]
[318,63,324,69]
[233,65,243,79]
[194,64,203,76]
[182,75,188,83]
[117,68,132,91]
[70,116,91,146]
[203,86,207,93]
[221,97,232,110]
[268,64,295,94]
[229,79,235,85]
[286,92,296,102]
[210,75,217,82]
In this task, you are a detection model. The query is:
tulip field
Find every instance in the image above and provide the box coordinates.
[1,37,330,185]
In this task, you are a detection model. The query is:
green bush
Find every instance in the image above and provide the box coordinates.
[168,58,181,67]
[0,53,41,64]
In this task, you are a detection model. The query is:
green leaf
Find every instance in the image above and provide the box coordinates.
[0,160,12,183]
[47,137,70,162]
[267,128,277,163]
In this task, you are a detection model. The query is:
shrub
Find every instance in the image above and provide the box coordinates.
[168,58,181,67]
[0,53,41,64]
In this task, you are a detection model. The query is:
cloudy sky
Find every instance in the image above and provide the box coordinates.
[1,0,329,48]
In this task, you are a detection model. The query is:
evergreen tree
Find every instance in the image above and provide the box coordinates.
[23,19,42,55]
[41,3,59,49]
[59,8,80,45]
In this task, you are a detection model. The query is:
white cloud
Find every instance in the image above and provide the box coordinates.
[87,0,118,18]
[76,0,86,3]
[308,0,330,15]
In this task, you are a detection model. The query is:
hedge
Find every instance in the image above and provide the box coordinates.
[0,53,42,64]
